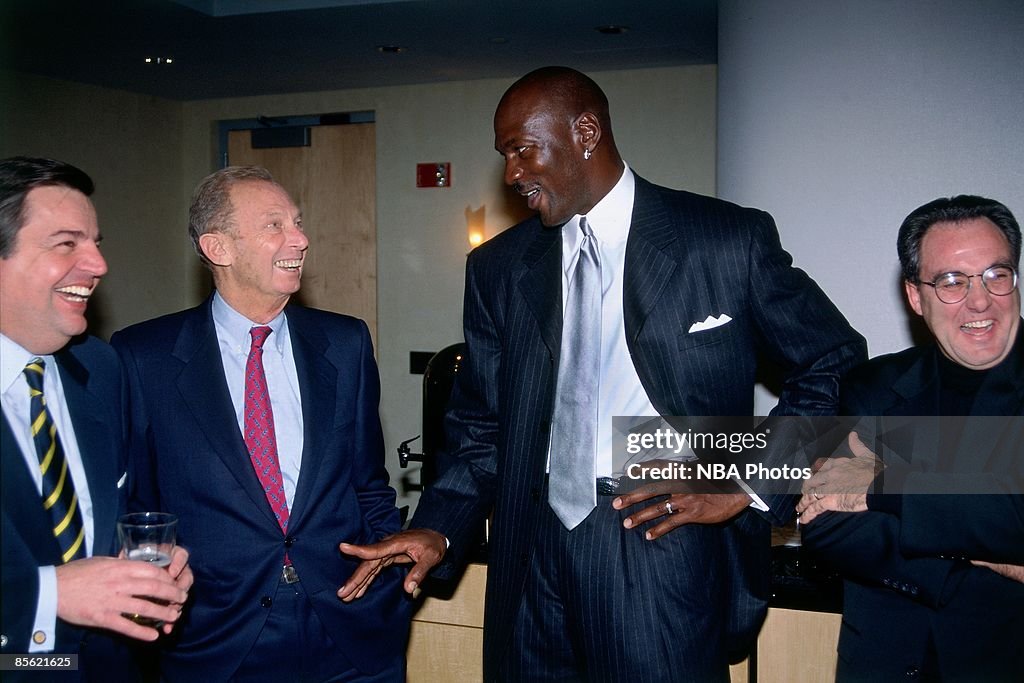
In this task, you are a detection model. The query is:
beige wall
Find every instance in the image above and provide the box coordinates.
[1,69,188,334]
[3,65,716,511]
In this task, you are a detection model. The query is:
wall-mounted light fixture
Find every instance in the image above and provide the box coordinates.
[466,205,486,249]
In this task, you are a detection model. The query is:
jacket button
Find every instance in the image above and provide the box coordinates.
[260,596,272,608]
[284,536,295,548]
[905,666,920,678]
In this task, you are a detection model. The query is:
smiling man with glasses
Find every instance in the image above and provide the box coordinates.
[902,198,1020,371]
[798,195,1024,681]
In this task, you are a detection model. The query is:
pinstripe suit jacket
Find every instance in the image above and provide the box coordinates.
[413,176,866,676]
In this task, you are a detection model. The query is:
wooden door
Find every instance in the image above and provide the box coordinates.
[228,123,377,346]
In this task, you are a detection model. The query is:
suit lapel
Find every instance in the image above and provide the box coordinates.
[56,349,119,556]
[890,326,1024,415]
[517,222,563,357]
[1,413,63,560]
[623,178,679,344]
[173,302,280,529]
[879,347,942,467]
[285,307,336,528]
[890,346,941,415]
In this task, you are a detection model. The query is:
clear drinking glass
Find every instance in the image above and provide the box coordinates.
[117,512,177,626]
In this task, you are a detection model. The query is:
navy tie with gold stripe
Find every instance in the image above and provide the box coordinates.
[24,359,86,564]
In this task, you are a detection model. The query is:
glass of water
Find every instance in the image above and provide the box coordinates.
[117,512,177,626]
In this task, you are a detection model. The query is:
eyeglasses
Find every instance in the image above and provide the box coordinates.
[918,265,1018,304]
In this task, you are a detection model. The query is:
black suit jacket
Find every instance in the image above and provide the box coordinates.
[1,335,137,682]
[413,176,866,676]
[801,324,1024,681]
[112,299,410,681]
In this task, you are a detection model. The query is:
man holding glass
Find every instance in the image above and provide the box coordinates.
[799,195,1024,681]
[112,166,409,682]
[1,157,192,681]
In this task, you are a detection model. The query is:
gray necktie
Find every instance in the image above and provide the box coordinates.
[548,217,601,530]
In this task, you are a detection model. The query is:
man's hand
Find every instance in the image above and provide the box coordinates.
[972,560,1024,584]
[796,431,883,524]
[612,476,750,541]
[338,529,447,601]
[55,555,190,641]
[161,545,193,635]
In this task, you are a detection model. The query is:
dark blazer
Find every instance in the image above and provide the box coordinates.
[801,325,1024,681]
[413,176,866,677]
[1,335,135,682]
[111,299,409,681]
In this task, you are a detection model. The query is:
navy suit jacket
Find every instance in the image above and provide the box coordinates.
[802,325,1024,681]
[1,335,135,682]
[412,176,866,675]
[112,299,409,681]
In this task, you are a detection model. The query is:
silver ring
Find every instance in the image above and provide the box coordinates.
[665,500,675,515]
[812,489,823,501]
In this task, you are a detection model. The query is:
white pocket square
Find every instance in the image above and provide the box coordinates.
[117,472,127,489]
[688,314,733,333]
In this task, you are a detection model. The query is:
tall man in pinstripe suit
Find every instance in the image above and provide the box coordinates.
[340,67,866,681]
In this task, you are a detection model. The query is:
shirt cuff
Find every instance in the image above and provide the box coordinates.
[29,566,58,652]
[735,478,769,512]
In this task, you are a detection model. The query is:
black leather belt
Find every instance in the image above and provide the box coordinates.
[596,477,621,496]
[281,564,299,584]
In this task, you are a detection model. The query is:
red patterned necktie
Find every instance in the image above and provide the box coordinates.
[244,326,290,534]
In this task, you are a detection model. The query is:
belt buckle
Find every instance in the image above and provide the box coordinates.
[282,564,299,584]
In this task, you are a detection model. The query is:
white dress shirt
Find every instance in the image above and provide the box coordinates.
[556,166,767,510]
[1,333,96,651]
[559,165,660,477]
[212,293,303,509]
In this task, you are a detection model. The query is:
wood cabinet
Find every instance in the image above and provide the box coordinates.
[407,564,486,681]
[753,608,842,681]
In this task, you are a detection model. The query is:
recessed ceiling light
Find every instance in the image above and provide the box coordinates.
[143,56,174,65]
[595,25,629,35]
[376,45,406,54]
